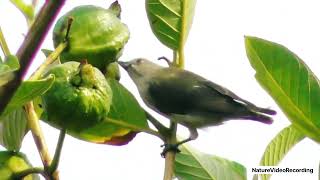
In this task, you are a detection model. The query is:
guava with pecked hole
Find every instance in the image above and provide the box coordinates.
[41,61,112,132]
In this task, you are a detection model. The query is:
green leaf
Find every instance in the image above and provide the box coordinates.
[0,55,20,87]
[41,49,53,58]
[175,144,247,180]
[245,36,320,142]
[68,79,148,145]
[10,0,35,24]
[1,75,55,117]
[0,108,28,151]
[259,125,305,180]
[146,0,196,50]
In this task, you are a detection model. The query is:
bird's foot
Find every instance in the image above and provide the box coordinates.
[160,143,181,158]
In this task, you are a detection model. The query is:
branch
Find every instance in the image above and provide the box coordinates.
[24,102,52,176]
[0,0,66,114]
[48,129,66,179]
[13,167,44,179]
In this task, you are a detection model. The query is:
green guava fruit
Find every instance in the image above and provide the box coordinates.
[53,5,130,70]
[0,152,36,180]
[41,61,112,132]
[105,62,121,80]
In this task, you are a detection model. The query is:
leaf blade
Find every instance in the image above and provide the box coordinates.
[175,144,246,180]
[259,125,305,180]
[2,75,55,117]
[245,36,320,142]
[0,108,28,151]
[146,0,196,50]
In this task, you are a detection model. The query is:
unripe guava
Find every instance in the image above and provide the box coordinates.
[0,152,35,180]
[53,5,130,70]
[41,61,112,132]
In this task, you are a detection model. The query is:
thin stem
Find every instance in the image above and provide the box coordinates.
[29,42,67,80]
[13,167,44,179]
[104,117,162,139]
[24,102,52,173]
[0,0,66,114]
[177,47,185,68]
[0,26,11,56]
[163,48,182,180]
[48,129,66,179]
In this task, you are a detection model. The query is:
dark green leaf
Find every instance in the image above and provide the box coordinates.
[245,36,320,142]
[146,0,196,50]
[175,144,247,180]
[0,108,28,151]
[1,75,55,117]
[68,79,148,145]
[259,125,305,180]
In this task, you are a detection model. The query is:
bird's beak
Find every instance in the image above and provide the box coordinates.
[118,61,131,70]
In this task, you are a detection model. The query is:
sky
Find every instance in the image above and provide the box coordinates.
[1,0,320,179]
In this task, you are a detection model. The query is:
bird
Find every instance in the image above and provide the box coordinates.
[118,58,276,155]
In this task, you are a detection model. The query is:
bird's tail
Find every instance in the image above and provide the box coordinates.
[239,102,276,124]
[241,112,274,124]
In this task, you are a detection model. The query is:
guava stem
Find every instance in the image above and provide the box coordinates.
[29,42,67,80]
[24,102,52,175]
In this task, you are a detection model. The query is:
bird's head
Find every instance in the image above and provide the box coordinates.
[118,58,162,80]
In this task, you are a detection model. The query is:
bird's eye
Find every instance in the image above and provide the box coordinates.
[136,59,143,64]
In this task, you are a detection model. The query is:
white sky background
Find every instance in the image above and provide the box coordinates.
[1,0,320,179]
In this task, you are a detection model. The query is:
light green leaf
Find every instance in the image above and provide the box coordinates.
[1,75,55,117]
[0,55,20,87]
[0,108,28,151]
[10,0,35,25]
[259,125,305,180]
[68,79,148,145]
[175,144,246,180]
[245,36,320,142]
[146,0,196,50]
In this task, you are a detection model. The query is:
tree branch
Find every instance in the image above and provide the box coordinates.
[0,0,66,114]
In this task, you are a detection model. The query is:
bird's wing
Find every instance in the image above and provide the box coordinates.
[148,73,197,114]
[202,80,276,115]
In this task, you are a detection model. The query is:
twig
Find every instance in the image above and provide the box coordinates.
[0,0,66,114]
[163,122,177,180]
[0,27,11,56]
[24,102,52,176]
[48,129,66,179]
[29,42,67,80]
[13,167,44,179]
